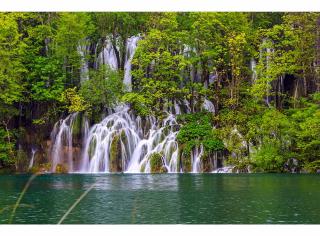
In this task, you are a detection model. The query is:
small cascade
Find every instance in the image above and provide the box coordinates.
[28,148,37,170]
[99,38,118,70]
[202,99,215,114]
[78,42,90,82]
[250,58,257,82]
[50,113,78,172]
[124,36,139,90]
[174,101,181,115]
[48,34,218,174]
[191,145,203,173]
[212,166,234,173]
[80,105,140,172]
[126,113,179,173]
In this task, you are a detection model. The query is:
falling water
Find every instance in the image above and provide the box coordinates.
[124,36,139,90]
[250,58,257,82]
[99,38,118,70]
[79,105,180,173]
[49,35,215,174]
[78,42,90,82]
[202,99,215,114]
[28,148,37,170]
[212,166,234,173]
[50,113,78,172]
[125,113,179,173]
[191,145,203,173]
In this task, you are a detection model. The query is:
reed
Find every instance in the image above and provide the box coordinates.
[58,182,96,224]
[8,173,39,224]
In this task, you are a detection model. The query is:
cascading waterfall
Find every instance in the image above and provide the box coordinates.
[49,35,221,174]
[98,38,118,70]
[126,113,179,173]
[124,36,140,90]
[80,106,180,173]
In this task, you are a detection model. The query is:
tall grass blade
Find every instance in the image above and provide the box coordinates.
[8,173,39,223]
[58,183,96,224]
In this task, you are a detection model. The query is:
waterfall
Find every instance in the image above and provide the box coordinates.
[50,113,78,172]
[49,35,210,174]
[212,166,234,173]
[250,58,257,82]
[28,148,37,170]
[124,36,139,90]
[202,99,215,114]
[191,145,203,173]
[79,106,180,173]
[99,38,118,70]
[78,42,90,83]
[125,113,179,173]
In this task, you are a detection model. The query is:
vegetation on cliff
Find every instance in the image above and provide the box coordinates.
[0,12,320,172]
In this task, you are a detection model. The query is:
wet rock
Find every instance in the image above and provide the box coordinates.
[150,152,164,173]
[284,158,300,173]
[109,134,122,172]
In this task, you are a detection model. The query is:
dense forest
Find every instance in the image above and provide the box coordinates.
[0,12,320,173]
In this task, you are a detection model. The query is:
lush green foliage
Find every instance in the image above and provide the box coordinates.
[177,112,224,154]
[0,12,320,172]
[150,152,166,173]
[80,66,124,117]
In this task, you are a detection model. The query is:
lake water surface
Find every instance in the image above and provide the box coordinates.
[0,174,319,224]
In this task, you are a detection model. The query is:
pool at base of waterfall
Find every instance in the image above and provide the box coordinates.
[0,174,319,224]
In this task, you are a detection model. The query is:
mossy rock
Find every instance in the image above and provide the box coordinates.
[55,164,68,173]
[178,146,191,172]
[160,166,168,173]
[201,153,211,172]
[29,164,50,174]
[150,152,164,173]
[88,138,97,158]
[109,134,122,172]
[140,162,146,172]
[120,131,129,154]
[16,150,29,172]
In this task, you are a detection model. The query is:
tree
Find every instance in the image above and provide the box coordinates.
[54,13,94,86]
[80,65,124,118]
[0,13,26,167]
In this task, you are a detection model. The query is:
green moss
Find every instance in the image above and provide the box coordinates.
[150,152,164,173]
[88,138,97,157]
[55,164,68,173]
[177,112,224,165]
[227,157,251,173]
[303,160,320,173]
[16,150,28,172]
[140,162,146,172]
[120,130,128,151]
[109,134,122,172]
[29,163,52,174]
[71,113,82,137]
[178,145,191,172]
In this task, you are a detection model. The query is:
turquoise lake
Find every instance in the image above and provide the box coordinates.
[0,174,319,224]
